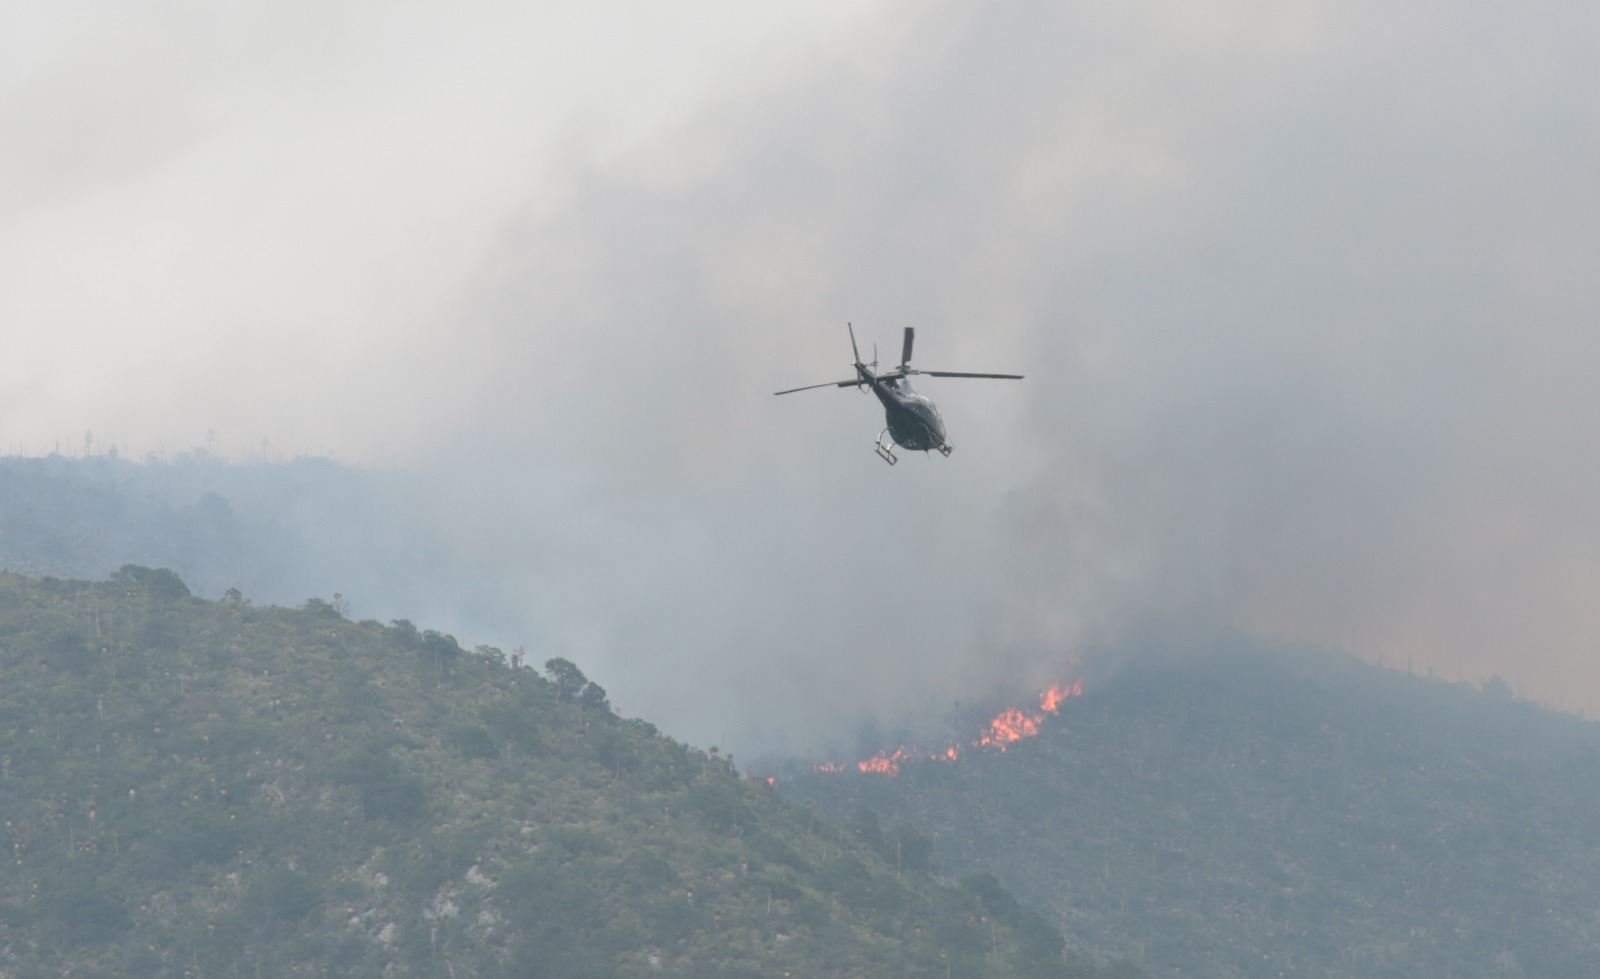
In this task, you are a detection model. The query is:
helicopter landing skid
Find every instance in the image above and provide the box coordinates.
[874,430,898,465]
[935,442,952,457]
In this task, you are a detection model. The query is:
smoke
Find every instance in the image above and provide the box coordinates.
[7,1,1600,753]
[434,1,1600,750]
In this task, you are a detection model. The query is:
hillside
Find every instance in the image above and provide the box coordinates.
[781,645,1600,978]
[0,568,1146,978]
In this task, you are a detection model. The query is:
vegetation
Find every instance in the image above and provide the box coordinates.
[0,568,1139,978]
[24,455,1593,975]
[783,645,1600,978]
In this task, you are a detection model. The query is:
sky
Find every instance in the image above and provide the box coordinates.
[5,1,1600,754]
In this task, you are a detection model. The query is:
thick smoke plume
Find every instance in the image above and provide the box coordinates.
[6,2,1600,753]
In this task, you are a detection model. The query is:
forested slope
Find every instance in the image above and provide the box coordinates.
[784,646,1600,978]
[0,568,1143,978]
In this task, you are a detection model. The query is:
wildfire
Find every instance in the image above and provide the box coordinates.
[1040,680,1082,713]
[809,676,1084,776]
[977,706,1041,748]
[857,746,912,775]
[973,680,1087,749]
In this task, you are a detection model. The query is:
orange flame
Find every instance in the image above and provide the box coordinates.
[857,746,911,775]
[1039,680,1082,713]
[977,707,1041,749]
[811,676,1084,775]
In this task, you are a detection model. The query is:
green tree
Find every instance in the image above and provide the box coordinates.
[544,657,588,702]
[111,563,191,600]
[578,680,611,712]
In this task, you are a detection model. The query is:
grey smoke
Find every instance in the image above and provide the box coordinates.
[443,2,1600,749]
[6,2,1600,754]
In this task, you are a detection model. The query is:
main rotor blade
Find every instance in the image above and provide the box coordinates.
[774,379,860,395]
[847,322,862,367]
[900,326,915,370]
[915,371,1025,380]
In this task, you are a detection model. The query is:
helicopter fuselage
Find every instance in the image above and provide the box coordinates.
[861,368,948,452]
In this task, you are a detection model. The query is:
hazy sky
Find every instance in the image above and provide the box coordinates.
[6,1,1600,753]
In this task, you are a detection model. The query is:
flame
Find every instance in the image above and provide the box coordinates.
[1039,680,1082,713]
[977,707,1041,749]
[857,747,911,775]
[810,676,1084,775]
[976,681,1084,750]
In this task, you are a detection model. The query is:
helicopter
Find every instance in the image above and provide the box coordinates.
[775,324,1023,464]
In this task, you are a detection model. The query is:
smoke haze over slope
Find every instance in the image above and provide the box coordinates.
[6,2,1600,752]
